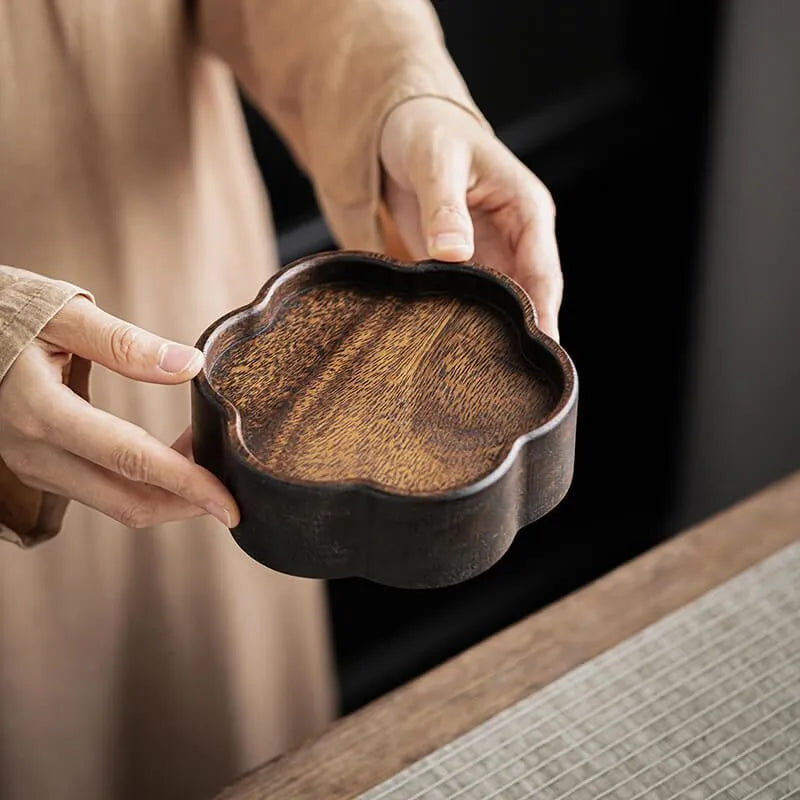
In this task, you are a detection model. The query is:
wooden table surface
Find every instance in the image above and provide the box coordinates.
[220,472,800,799]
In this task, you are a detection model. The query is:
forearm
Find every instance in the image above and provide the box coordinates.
[197,0,486,248]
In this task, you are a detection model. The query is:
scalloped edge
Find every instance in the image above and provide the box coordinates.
[193,250,578,501]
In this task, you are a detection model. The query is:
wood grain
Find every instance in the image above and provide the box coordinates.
[219,471,800,799]
[209,282,557,494]
[192,253,577,587]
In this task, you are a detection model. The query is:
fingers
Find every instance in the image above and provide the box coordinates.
[512,184,562,341]
[12,443,208,529]
[40,385,240,527]
[381,181,428,260]
[405,133,475,262]
[380,97,563,336]
[41,297,204,384]
[476,158,561,341]
[405,133,562,338]
[1,347,238,529]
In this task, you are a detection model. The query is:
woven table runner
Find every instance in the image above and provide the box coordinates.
[358,541,800,799]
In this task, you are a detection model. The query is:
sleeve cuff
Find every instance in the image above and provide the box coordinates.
[0,268,93,382]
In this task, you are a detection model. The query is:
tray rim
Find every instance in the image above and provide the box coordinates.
[193,250,578,501]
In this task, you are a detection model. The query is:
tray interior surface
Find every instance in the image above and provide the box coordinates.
[207,278,560,495]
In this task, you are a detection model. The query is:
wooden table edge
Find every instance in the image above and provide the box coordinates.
[220,471,800,799]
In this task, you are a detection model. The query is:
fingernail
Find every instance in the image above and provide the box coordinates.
[159,343,203,374]
[206,502,232,528]
[431,233,471,254]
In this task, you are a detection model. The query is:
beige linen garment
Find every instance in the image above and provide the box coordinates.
[0,1,481,798]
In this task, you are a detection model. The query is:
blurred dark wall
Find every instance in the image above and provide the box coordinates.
[672,0,800,529]
[241,0,799,715]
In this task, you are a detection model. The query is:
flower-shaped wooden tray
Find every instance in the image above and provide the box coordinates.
[192,251,577,588]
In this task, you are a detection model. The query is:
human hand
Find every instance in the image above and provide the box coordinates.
[0,297,240,529]
[380,97,562,341]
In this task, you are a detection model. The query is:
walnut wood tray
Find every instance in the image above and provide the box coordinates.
[191,251,577,588]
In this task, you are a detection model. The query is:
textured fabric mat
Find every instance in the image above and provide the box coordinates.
[358,541,800,799]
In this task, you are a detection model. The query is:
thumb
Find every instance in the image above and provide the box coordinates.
[408,137,475,262]
[41,296,203,384]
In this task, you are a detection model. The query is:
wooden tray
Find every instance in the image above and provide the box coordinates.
[191,251,577,588]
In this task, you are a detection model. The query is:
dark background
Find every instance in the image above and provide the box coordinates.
[241,0,800,714]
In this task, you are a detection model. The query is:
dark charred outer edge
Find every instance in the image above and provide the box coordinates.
[192,251,578,588]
